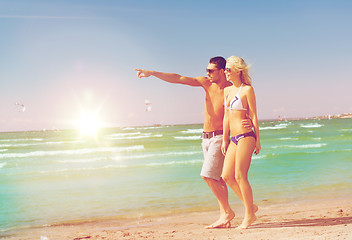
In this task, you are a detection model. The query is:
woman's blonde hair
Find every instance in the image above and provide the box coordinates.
[226,56,252,86]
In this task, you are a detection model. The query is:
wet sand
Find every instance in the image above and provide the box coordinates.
[3,198,352,240]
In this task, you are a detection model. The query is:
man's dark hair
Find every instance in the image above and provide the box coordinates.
[209,56,226,70]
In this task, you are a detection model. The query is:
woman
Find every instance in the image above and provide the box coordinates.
[221,56,261,229]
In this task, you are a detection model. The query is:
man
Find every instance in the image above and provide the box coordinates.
[135,56,251,228]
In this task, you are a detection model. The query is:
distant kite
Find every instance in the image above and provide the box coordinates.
[15,102,26,112]
[145,100,152,112]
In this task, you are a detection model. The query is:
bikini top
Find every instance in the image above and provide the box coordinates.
[225,84,247,111]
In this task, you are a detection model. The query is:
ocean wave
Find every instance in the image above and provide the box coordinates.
[39,165,129,174]
[58,157,107,163]
[46,140,85,145]
[40,159,203,174]
[271,143,327,149]
[38,159,203,175]
[252,154,266,160]
[173,136,201,140]
[181,129,203,134]
[260,123,289,130]
[339,129,352,133]
[122,126,164,131]
[0,140,84,148]
[0,162,7,168]
[0,145,145,159]
[112,151,202,161]
[0,149,8,152]
[121,127,135,131]
[107,132,141,137]
[145,159,203,167]
[0,138,43,142]
[105,132,162,140]
[300,123,323,128]
[279,137,299,140]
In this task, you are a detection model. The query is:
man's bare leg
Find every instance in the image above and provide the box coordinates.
[202,177,235,228]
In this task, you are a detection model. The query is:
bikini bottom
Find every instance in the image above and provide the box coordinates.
[230,131,256,145]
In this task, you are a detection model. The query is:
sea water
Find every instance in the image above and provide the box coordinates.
[1,118,352,233]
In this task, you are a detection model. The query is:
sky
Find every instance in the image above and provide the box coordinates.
[1,0,351,132]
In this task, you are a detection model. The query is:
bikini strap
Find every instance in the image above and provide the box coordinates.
[238,83,243,95]
[225,87,232,100]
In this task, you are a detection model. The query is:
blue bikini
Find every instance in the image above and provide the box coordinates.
[230,131,257,145]
[225,84,257,145]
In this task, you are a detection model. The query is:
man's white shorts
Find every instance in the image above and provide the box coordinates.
[200,135,224,181]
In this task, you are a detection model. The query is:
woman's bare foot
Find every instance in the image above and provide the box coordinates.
[205,211,235,229]
[254,204,259,213]
[237,215,257,229]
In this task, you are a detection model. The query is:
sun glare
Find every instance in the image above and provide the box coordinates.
[76,112,101,137]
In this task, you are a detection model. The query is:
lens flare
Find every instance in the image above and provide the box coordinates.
[76,112,101,137]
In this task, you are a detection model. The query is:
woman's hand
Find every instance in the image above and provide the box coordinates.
[221,140,229,156]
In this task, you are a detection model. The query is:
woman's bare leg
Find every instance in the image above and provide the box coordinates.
[234,137,257,229]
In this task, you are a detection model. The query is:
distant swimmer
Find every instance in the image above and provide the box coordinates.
[15,102,26,112]
[145,100,152,112]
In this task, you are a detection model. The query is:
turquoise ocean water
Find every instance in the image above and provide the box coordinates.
[1,118,352,233]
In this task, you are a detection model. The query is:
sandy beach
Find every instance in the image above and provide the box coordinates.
[3,197,351,240]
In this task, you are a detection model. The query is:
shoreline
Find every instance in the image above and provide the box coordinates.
[268,113,352,122]
[3,197,352,240]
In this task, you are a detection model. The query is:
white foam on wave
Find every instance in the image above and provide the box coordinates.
[279,137,299,140]
[58,157,105,163]
[0,145,145,159]
[181,128,203,134]
[260,123,289,130]
[145,159,203,167]
[271,143,327,149]
[138,126,164,130]
[174,136,201,140]
[0,138,43,142]
[112,150,202,161]
[46,140,85,145]
[339,129,352,132]
[105,132,162,140]
[252,154,266,160]
[300,123,323,128]
[107,132,141,137]
[0,140,84,148]
[0,149,8,152]
[39,158,203,175]
[39,164,129,174]
[122,126,164,131]
[0,162,7,168]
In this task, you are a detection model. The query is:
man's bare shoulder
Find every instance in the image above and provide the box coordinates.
[195,76,210,82]
[194,76,211,87]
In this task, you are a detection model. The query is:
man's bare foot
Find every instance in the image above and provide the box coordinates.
[237,215,257,229]
[205,211,235,229]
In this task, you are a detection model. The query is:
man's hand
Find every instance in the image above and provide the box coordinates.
[254,142,261,155]
[135,69,153,78]
[242,118,253,130]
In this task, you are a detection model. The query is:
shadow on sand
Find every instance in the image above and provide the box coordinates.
[251,216,352,229]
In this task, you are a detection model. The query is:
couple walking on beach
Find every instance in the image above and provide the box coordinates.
[135,56,261,229]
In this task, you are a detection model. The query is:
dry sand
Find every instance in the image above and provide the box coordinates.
[2,198,352,240]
